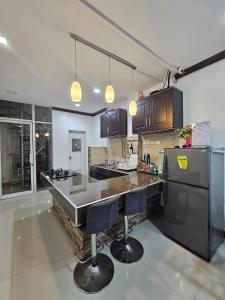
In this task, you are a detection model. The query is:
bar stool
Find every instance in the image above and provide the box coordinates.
[73,198,118,294]
[110,188,146,263]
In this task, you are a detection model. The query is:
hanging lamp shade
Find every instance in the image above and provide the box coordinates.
[71,39,82,102]
[129,100,137,116]
[105,57,115,103]
[128,68,137,116]
[105,84,115,103]
[71,81,82,102]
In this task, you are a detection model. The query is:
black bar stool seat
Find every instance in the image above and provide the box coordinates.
[73,198,118,294]
[110,189,146,263]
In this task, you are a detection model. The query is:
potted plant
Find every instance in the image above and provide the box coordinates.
[175,125,192,148]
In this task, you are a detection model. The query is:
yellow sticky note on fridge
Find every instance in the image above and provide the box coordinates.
[177,155,188,170]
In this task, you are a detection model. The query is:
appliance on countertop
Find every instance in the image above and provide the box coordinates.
[163,147,224,261]
[117,154,138,171]
[45,169,78,180]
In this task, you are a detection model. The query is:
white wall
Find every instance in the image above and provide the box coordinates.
[125,59,225,148]
[92,115,107,147]
[52,110,102,171]
[143,60,225,148]
[175,61,225,147]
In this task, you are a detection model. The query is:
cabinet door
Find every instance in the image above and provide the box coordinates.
[109,110,119,136]
[100,113,108,137]
[132,100,151,133]
[152,89,173,130]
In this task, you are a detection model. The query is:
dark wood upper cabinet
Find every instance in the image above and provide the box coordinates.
[108,109,120,136]
[132,87,183,134]
[132,99,152,133]
[100,108,127,138]
[152,88,174,130]
[100,113,108,138]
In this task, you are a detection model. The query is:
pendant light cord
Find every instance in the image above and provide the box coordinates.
[108,56,111,84]
[132,68,134,99]
[74,39,78,80]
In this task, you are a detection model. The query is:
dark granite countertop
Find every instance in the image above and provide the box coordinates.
[41,167,164,210]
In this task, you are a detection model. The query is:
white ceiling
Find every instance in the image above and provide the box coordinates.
[0,0,225,113]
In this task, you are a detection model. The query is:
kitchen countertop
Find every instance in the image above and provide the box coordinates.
[41,167,164,210]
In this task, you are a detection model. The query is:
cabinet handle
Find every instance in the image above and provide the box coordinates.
[149,117,151,126]
[145,117,147,127]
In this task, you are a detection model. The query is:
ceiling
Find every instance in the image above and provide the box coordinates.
[0,0,225,113]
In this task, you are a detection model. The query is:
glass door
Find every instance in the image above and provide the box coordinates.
[0,120,34,199]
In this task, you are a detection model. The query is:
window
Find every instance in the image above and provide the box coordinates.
[35,105,52,123]
[0,100,32,119]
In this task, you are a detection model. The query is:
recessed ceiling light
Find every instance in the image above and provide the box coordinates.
[0,36,8,46]
[93,88,101,94]
[75,103,80,107]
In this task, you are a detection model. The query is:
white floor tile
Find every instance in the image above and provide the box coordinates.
[13,209,74,276]
[0,279,12,300]
[0,225,14,282]
[0,192,225,300]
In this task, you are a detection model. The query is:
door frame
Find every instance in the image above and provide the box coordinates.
[0,118,35,200]
[68,130,87,175]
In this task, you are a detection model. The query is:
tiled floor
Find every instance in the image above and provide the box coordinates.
[0,191,225,300]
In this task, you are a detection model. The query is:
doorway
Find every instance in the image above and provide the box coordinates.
[68,131,86,174]
[0,120,34,199]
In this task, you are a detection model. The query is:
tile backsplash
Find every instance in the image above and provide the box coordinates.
[89,132,178,167]
[142,132,178,164]
[88,138,123,166]
[88,146,108,166]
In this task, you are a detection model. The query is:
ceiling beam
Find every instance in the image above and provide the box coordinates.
[175,49,225,80]
[52,106,107,117]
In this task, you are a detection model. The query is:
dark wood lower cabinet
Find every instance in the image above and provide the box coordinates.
[132,87,183,134]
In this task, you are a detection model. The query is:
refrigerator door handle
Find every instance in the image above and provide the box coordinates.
[162,154,168,179]
[162,181,168,205]
[212,149,225,154]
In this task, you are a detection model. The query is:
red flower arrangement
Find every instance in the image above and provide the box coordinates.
[175,124,192,147]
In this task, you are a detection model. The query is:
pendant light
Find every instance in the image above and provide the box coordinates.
[128,68,137,116]
[105,56,115,103]
[71,39,82,102]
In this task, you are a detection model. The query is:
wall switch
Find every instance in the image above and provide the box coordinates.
[155,140,161,145]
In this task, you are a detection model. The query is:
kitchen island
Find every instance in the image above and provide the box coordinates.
[41,167,163,259]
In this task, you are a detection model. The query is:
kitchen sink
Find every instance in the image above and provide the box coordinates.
[89,165,129,180]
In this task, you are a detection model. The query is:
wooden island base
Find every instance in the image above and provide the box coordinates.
[53,198,154,260]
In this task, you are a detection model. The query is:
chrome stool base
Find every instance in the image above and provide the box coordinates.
[110,237,144,264]
[73,253,114,294]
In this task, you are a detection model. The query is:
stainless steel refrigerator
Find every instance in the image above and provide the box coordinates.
[163,148,224,261]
